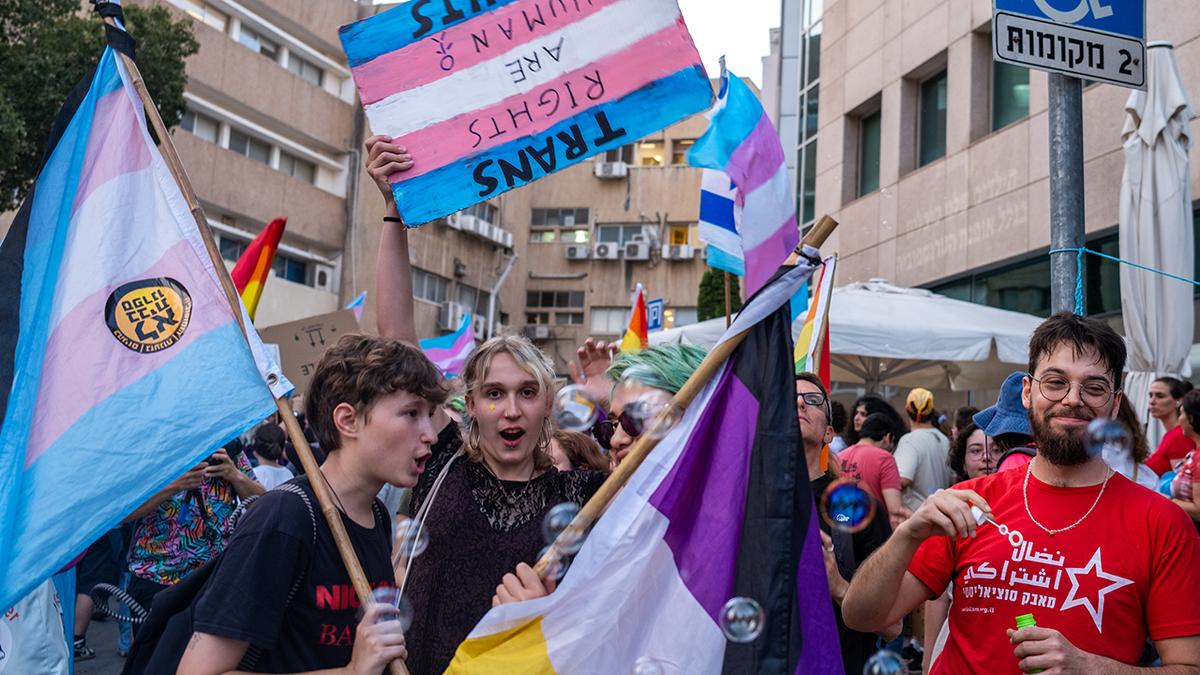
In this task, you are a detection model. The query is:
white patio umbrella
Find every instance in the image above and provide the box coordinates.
[1119,42,1196,449]
[651,280,1044,392]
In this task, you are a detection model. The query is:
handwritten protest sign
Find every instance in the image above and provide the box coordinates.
[339,0,713,225]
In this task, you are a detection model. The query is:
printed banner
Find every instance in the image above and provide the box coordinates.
[339,0,713,225]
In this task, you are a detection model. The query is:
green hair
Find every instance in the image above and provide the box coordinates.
[606,344,708,396]
[445,394,467,414]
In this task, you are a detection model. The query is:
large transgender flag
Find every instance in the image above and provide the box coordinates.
[0,44,281,611]
[338,0,713,225]
[420,312,476,378]
[445,261,843,675]
[689,66,799,297]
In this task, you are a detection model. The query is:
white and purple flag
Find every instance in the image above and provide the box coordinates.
[444,260,843,675]
[0,42,278,611]
[338,0,713,225]
[689,65,799,296]
[420,312,476,378]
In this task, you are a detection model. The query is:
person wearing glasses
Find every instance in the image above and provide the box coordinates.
[946,422,999,484]
[843,312,1200,675]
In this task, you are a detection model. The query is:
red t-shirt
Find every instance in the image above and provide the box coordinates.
[909,466,1200,674]
[837,443,901,503]
[1146,426,1197,477]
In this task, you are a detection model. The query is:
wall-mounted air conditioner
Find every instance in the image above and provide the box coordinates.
[593,242,619,260]
[438,301,466,331]
[594,161,628,179]
[566,244,590,260]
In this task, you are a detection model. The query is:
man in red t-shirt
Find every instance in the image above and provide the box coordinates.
[837,412,910,527]
[841,312,1200,674]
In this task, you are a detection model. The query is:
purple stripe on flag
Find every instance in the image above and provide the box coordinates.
[725,113,786,196]
[649,363,757,622]
[745,212,798,296]
[794,506,845,674]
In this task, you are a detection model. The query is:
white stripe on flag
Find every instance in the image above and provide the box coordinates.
[738,163,795,251]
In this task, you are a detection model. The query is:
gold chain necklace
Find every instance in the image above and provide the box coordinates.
[1022,459,1112,536]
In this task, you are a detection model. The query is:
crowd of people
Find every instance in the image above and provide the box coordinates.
[45,136,1200,675]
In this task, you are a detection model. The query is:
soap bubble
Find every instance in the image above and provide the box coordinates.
[542,502,585,553]
[625,389,681,441]
[356,587,413,631]
[553,385,601,432]
[631,657,665,675]
[538,545,571,581]
[718,597,765,643]
[863,649,904,675]
[820,479,877,533]
[1084,418,1131,458]
[393,517,429,560]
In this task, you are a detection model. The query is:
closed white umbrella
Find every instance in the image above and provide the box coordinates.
[1119,42,1196,449]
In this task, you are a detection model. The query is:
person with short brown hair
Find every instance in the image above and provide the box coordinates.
[549,429,611,474]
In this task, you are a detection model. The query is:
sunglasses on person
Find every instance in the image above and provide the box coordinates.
[591,412,645,450]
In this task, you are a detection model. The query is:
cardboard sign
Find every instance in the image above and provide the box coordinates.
[258,310,359,396]
[339,0,713,225]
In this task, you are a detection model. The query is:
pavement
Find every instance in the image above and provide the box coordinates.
[74,598,130,675]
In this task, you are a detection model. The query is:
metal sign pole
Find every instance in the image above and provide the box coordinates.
[1048,72,1086,315]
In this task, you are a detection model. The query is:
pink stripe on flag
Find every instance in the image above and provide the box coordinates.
[724,113,786,196]
[72,87,151,213]
[744,212,797,295]
[423,328,475,372]
[391,22,698,181]
[25,240,236,467]
[351,0,622,105]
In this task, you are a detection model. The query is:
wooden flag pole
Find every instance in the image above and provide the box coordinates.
[104,19,409,675]
[809,256,837,376]
[534,215,838,578]
[723,271,732,328]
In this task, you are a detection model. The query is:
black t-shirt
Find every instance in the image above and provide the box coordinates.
[193,476,394,673]
[811,473,893,675]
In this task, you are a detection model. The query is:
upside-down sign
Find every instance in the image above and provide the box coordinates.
[339,0,713,225]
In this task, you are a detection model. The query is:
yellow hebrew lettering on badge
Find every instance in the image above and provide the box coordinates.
[444,616,555,675]
[104,277,193,354]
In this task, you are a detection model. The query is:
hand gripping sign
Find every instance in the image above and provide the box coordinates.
[339,0,713,225]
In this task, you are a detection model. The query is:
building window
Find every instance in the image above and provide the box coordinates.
[177,0,227,31]
[605,144,634,163]
[218,234,247,262]
[668,225,689,245]
[555,312,584,325]
[596,224,646,245]
[663,307,697,329]
[640,140,664,166]
[560,229,590,243]
[525,312,550,325]
[228,129,271,165]
[412,268,450,304]
[456,283,491,317]
[532,207,588,226]
[271,255,307,284]
[918,70,948,167]
[465,202,498,225]
[279,151,316,184]
[671,139,694,165]
[526,290,585,309]
[992,61,1030,132]
[591,307,630,334]
[529,230,556,243]
[180,111,219,143]
[238,26,278,61]
[859,111,882,196]
[801,140,818,224]
[287,54,324,87]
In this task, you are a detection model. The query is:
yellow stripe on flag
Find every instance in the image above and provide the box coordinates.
[445,617,555,675]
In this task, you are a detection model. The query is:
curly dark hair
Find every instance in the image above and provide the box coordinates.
[845,394,908,445]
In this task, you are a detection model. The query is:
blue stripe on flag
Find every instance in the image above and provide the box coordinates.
[1,321,275,611]
[699,191,736,233]
[687,74,764,171]
[339,0,527,67]
[420,312,471,351]
[705,245,745,277]
[392,67,712,224]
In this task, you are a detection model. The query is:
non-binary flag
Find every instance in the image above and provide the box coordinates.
[338,0,713,225]
[230,216,286,321]
[345,290,367,322]
[794,256,837,377]
[0,42,280,612]
[689,65,798,297]
[445,259,843,675]
[619,283,648,352]
[420,312,476,378]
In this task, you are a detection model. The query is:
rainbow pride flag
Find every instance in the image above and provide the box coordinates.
[231,216,286,321]
[794,256,837,377]
[420,312,476,378]
[619,283,648,352]
[689,64,798,296]
[0,42,279,612]
[338,0,713,225]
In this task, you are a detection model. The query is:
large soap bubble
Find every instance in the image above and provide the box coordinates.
[718,597,765,643]
[542,502,586,553]
[1084,418,1131,459]
[356,587,414,631]
[863,649,904,675]
[625,389,681,441]
[820,479,877,533]
[553,385,601,432]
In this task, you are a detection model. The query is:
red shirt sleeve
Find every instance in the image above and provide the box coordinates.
[1146,504,1200,640]
[908,533,955,598]
[878,453,902,491]
[1148,430,1197,476]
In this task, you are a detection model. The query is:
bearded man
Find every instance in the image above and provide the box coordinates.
[841,312,1200,674]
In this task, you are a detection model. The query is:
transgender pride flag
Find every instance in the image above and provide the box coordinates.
[420,312,476,378]
[445,262,842,675]
[0,43,278,611]
[689,65,799,297]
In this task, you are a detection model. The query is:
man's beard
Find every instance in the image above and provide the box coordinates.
[1029,407,1094,466]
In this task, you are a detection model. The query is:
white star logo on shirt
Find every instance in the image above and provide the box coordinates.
[1060,548,1133,633]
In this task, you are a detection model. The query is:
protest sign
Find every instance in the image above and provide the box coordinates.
[258,310,359,396]
[339,0,713,225]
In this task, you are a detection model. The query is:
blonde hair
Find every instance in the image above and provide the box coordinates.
[460,332,555,471]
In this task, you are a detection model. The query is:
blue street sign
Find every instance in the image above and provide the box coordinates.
[994,0,1143,41]
[647,299,664,332]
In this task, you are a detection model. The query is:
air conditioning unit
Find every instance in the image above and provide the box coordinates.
[521,325,550,340]
[661,244,694,260]
[444,213,462,230]
[593,242,619,260]
[438,301,467,331]
[312,263,336,291]
[594,161,628,179]
[453,259,467,277]
[623,240,650,261]
[459,214,481,234]
[565,244,590,260]
[472,315,487,340]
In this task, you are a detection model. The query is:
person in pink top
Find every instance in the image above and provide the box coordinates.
[837,413,911,528]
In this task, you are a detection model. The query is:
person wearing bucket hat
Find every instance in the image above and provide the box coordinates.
[893,388,952,513]
[973,372,1036,472]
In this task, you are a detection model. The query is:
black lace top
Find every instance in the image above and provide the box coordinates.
[403,423,605,675]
